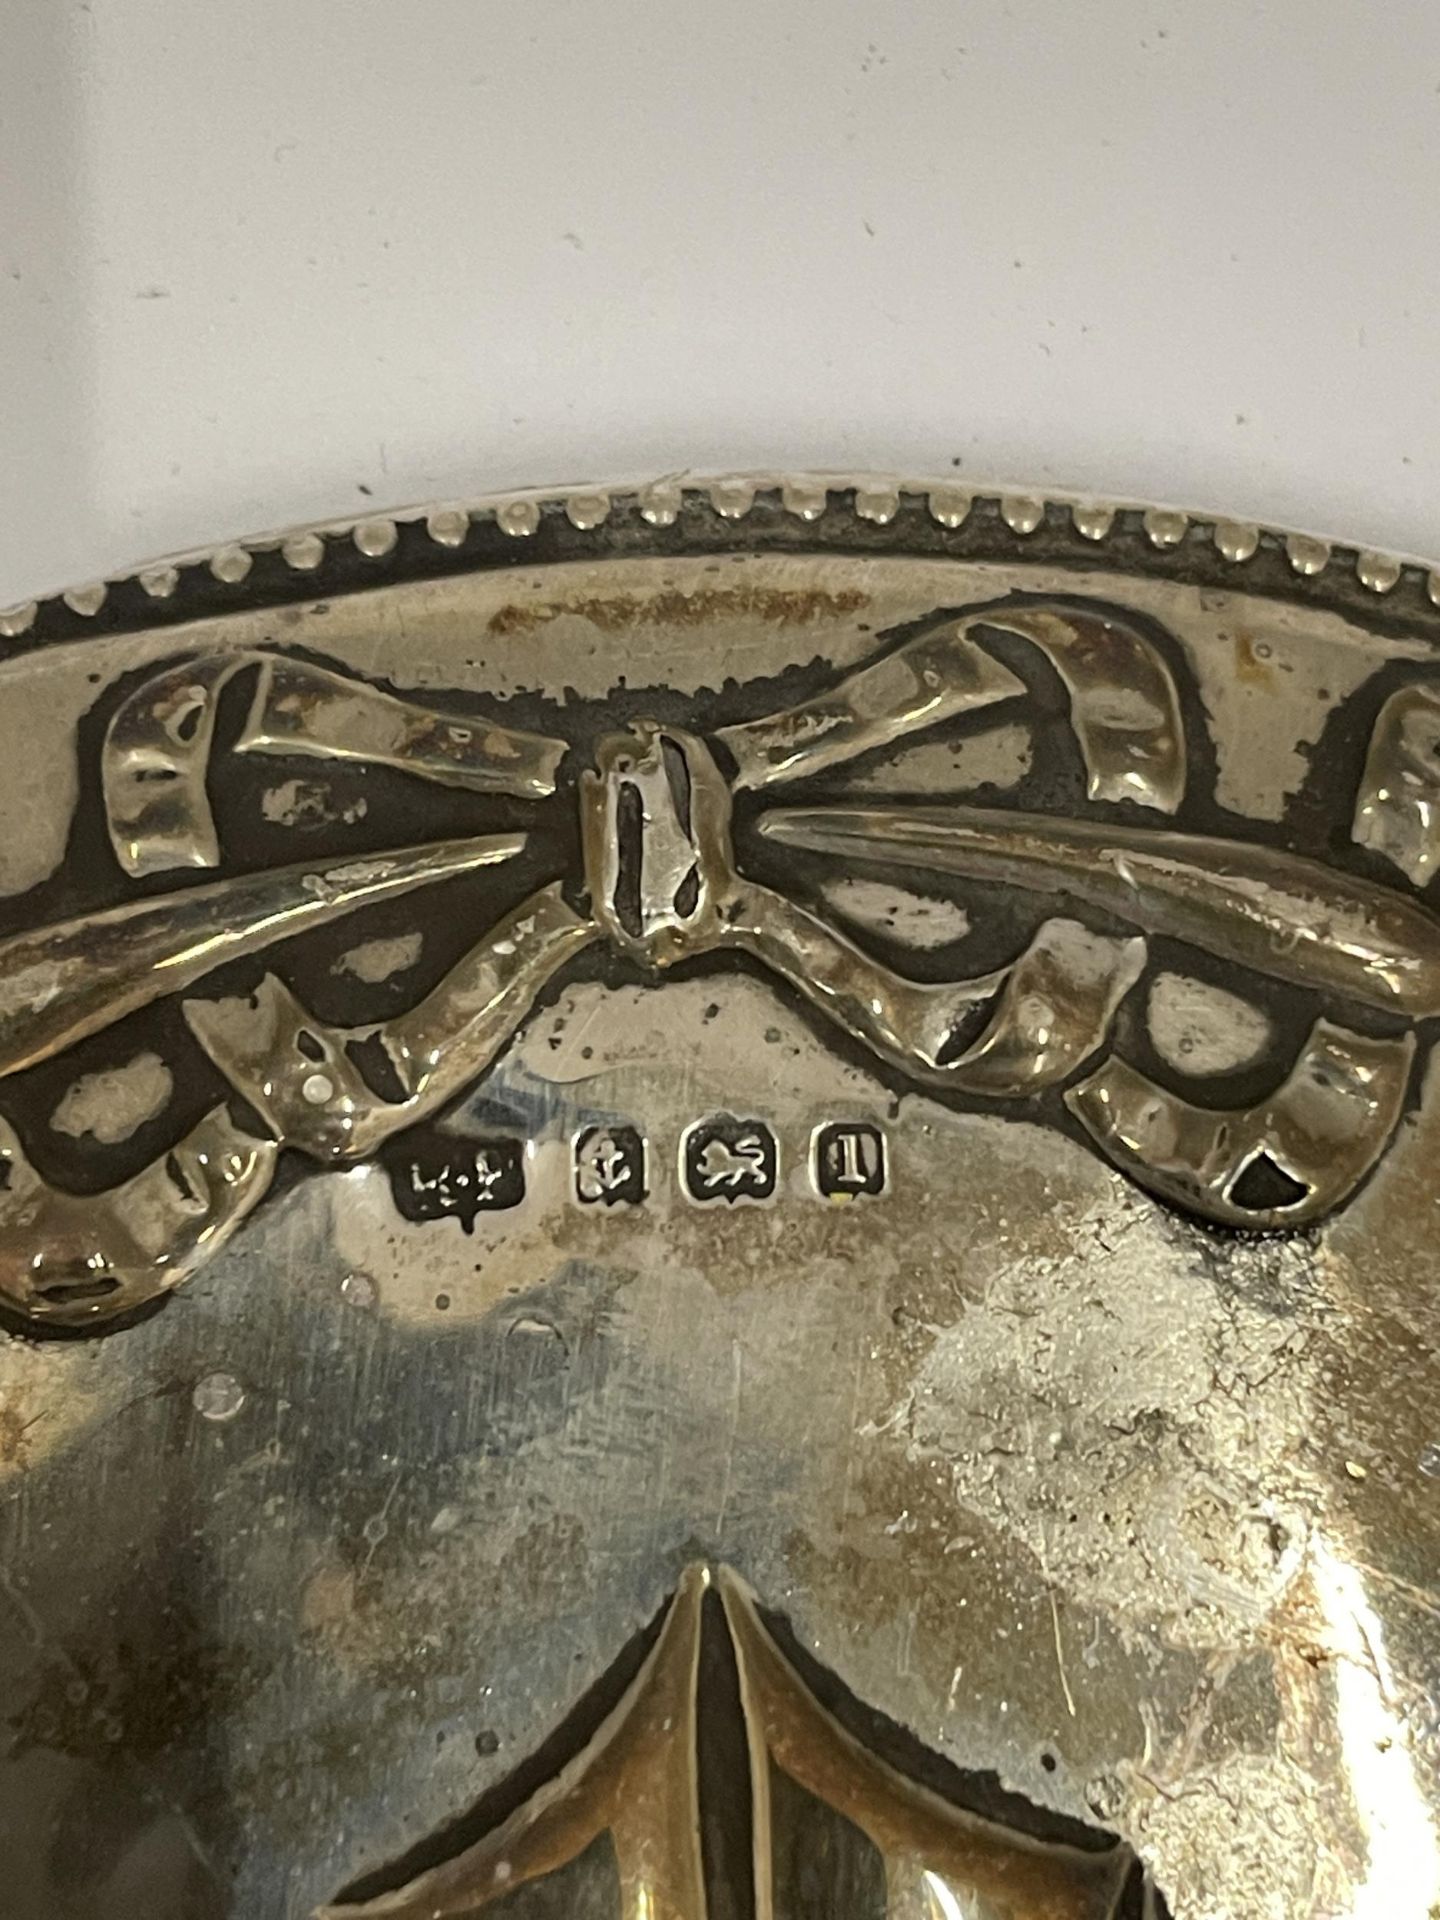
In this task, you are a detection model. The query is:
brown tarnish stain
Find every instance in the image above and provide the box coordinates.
[488,585,869,637]
[1231,628,1277,689]
[1263,1568,1335,1680]
[538,1188,887,1302]
[301,1561,360,1636]
[0,1400,40,1467]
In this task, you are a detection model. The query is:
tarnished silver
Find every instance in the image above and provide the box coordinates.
[0,477,1438,1919]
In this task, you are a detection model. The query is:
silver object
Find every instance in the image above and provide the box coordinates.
[0,476,1437,1918]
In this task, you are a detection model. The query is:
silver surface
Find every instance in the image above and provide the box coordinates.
[0,480,1437,1918]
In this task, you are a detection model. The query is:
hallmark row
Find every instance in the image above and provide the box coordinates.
[389,1117,888,1228]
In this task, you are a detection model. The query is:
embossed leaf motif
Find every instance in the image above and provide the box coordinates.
[317,1566,1151,1920]
[1,599,1437,1325]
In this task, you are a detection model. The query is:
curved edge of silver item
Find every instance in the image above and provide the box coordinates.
[11,469,1440,617]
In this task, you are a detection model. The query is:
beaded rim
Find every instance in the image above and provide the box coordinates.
[3,472,1438,644]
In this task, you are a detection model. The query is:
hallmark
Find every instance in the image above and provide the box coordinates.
[681,1115,779,1206]
[813,1120,888,1198]
[386,1134,526,1231]
[573,1124,647,1207]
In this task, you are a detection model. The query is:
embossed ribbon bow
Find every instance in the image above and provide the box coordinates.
[1,601,1436,1323]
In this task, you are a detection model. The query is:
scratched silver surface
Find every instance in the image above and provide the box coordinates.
[0,484,1438,1918]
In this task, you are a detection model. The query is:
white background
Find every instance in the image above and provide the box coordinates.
[4,0,1440,609]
